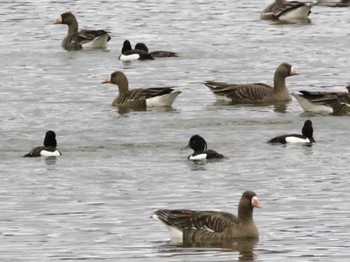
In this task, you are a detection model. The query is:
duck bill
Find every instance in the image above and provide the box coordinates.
[101,79,111,84]
[251,196,262,208]
[54,18,62,24]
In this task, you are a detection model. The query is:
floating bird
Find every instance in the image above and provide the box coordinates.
[182,135,224,160]
[152,191,261,241]
[119,40,154,61]
[135,42,178,58]
[24,130,62,157]
[261,0,314,21]
[54,12,111,50]
[101,71,181,108]
[292,85,350,115]
[268,120,315,144]
[204,63,299,104]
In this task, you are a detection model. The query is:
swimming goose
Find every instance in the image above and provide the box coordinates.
[152,191,261,241]
[292,85,350,115]
[268,120,315,144]
[261,0,313,21]
[135,43,178,58]
[101,71,181,107]
[24,130,62,157]
[54,12,111,50]
[182,135,224,160]
[119,40,154,61]
[204,63,299,104]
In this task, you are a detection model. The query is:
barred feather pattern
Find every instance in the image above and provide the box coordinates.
[204,81,274,103]
[263,0,311,18]
[154,209,239,240]
[63,30,110,50]
[113,87,176,107]
[298,90,350,115]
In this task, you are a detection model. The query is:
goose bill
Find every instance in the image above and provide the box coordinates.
[290,67,300,76]
[251,196,262,208]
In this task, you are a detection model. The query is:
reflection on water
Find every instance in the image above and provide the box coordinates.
[163,238,258,261]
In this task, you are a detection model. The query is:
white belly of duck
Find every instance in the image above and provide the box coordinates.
[82,34,109,49]
[189,153,207,160]
[279,6,311,21]
[285,136,310,143]
[146,91,181,107]
[40,149,61,157]
[119,54,140,61]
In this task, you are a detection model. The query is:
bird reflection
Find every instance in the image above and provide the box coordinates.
[159,238,258,261]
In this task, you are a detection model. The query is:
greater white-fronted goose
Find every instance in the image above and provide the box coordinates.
[135,43,178,58]
[24,130,62,157]
[54,12,111,50]
[152,191,261,241]
[119,40,154,61]
[101,71,181,108]
[292,85,350,115]
[268,120,315,144]
[182,135,224,160]
[204,63,299,104]
[261,0,313,21]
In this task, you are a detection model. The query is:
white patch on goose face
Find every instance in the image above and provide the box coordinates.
[189,153,207,160]
[119,54,140,61]
[40,150,61,157]
[152,213,183,241]
[285,136,310,144]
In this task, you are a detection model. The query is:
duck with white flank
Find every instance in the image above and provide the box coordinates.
[261,0,314,21]
[182,135,224,160]
[119,40,154,61]
[54,12,111,50]
[152,191,261,241]
[268,120,315,144]
[204,63,299,104]
[292,85,350,115]
[134,42,178,58]
[101,71,181,108]
[24,130,62,157]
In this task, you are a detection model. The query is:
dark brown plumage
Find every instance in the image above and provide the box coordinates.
[101,71,181,108]
[152,191,261,241]
[204,63,299,104]
[54,12,110,50]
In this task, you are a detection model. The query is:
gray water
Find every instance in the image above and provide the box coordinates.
[0,0,350,261]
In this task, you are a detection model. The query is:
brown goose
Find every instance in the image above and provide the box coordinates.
[204,63,299,104]
[101,71,181,108]
[261,0,313,21]
[54,12,111,50]
[152,191,261,241]
[292,85,350,115]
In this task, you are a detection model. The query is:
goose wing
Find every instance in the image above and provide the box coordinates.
[76,30,111,44]
[205,81,273,103]
[116,87,175,106]
[154,209,237,233]
[271,1,308,17]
